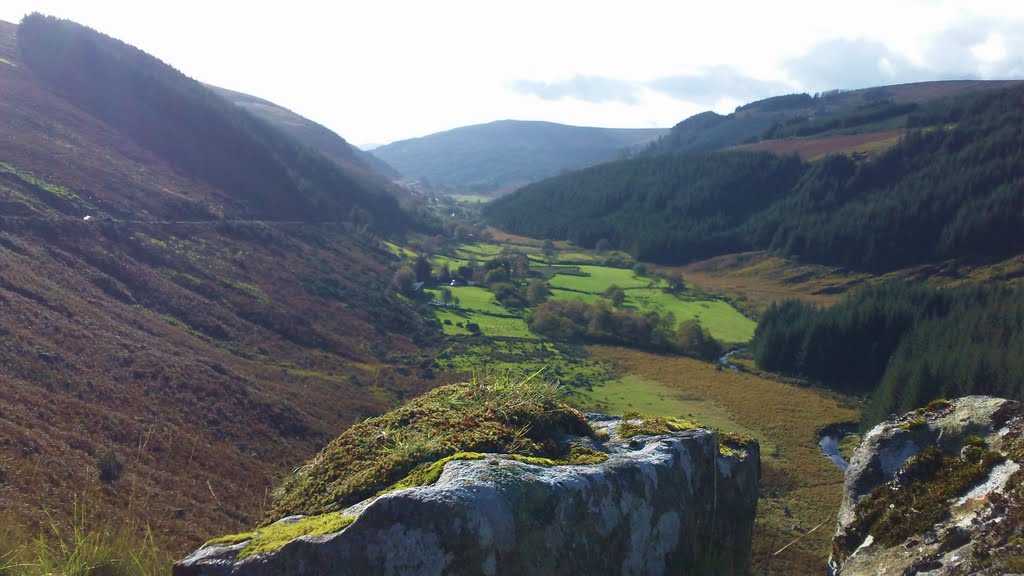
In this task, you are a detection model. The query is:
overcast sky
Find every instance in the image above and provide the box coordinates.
[3,1,1023,147]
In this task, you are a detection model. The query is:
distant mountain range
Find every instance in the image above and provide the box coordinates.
[369,120,667,195]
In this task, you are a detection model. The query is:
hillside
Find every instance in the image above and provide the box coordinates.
[642,80,1022,157]
[208,85,406,191]
[0,15,435,555]
[16,14,409,227]
[369,119,667,195]
[485,83,1024,271]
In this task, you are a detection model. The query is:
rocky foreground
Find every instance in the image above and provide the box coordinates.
[175,415,759,576]
[831,396,1024,575]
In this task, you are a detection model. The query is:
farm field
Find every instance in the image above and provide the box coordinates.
[405,238,760,346]
[586,345,860,576]
[433,307,535,339]
[548,265,663,291]
[625,289,756,343]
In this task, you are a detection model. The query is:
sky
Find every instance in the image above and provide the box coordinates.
[3,1,1024,147]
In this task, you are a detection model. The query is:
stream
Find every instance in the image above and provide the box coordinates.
[818,434,849,471]
[717,348,744,371]
[818,423,859,471]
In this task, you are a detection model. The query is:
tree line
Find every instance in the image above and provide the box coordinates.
[751,282,1024,428]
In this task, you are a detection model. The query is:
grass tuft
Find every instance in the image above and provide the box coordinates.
[265,370,592,521]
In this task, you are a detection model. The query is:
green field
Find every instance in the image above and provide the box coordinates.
[454,243,506,259]
[430,254,470,269]
[625,289,756,343]
[548,265,659,291]
[568,373,763,447]
[382,241,416,259]
[547,289,609,305]
[433,308,535,339]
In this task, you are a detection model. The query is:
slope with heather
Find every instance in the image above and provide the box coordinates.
[208,85,405,191]
[0,16,436,557]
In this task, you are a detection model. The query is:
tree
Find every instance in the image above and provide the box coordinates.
[526,279,550,305]
[392,266,416,292]
[667,272,686,293]
[439,287,453,303]
[604,284,626,307]
[413,256,432,283]
[595,238,611,252]
[676,320,723,361]
[434,263,452,284]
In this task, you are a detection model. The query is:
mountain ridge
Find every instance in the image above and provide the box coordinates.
[370,119,667,195]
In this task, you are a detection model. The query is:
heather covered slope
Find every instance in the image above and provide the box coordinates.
[208,85,405,191]
[0,16,435,555]
[16,14,409,228]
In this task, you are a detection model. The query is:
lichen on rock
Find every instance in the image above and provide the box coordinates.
[829,396,1024,575]
[175,412,760,576]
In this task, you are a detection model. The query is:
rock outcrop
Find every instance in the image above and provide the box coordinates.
[175,415,760,576]
[830,396,1024,575]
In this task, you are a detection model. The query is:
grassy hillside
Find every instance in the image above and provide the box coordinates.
[370,119,667,195]
[0,16,436,560]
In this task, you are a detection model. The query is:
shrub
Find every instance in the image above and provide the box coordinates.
[95,450,124,484]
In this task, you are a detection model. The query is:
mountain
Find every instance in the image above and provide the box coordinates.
[484,83,1024,271]
[0,15,434,554]
[369,120,667,195]
[207,85,405,188]
[642,80,1022,157]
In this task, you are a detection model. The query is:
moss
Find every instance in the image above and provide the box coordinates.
[917,398,952,414]
[267,371,593,521]
[718,431,755,457]
[203,532,255,547]
[202,513,356,559]
[509,445,608,466]
[964,434,986,448]
[619,414,702,439]
[852,446,1005,548]
[378,452,486,495]
[895,417,927,430]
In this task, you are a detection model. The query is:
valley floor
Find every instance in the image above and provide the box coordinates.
[580,346,859,575]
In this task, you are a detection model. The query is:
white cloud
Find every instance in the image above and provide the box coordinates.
[1,0,1023,144]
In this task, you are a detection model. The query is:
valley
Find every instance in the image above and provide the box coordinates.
[2,9,1024,575]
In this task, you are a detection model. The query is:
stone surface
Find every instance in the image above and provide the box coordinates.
[175,416,760,576]
[830,396,1024,575]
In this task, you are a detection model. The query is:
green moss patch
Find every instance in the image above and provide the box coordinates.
[852,446,1005,548]
[378,451,487,495]
[204,513,356,559]
[618,412,702,439]
[266,371,593,521]
[618,413,753,457]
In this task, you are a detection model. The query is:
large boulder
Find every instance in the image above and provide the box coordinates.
[175,415,759,576]
[830,396,1024,575]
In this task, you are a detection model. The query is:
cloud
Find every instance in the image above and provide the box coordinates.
[508,75,642,104]
[786,19,1024,93]
[647,66,791,106]
[784,38,939,91]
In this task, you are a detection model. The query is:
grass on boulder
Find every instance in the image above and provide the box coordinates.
[265,371,593,521]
